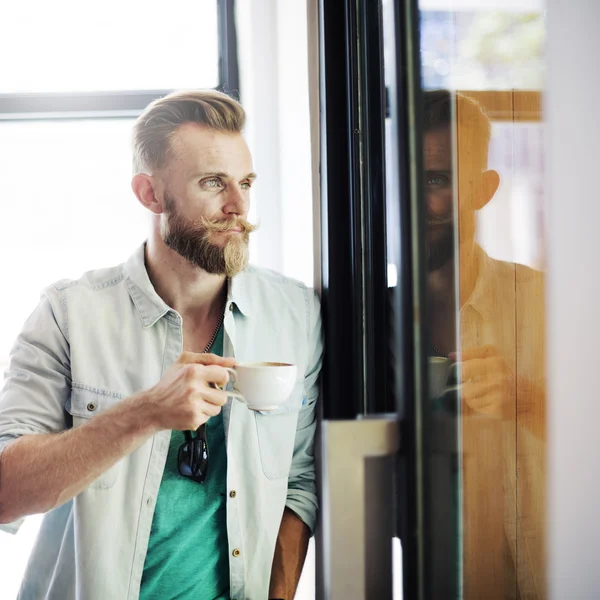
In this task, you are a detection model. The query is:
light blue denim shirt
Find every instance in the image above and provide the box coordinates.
[0,244,323,600]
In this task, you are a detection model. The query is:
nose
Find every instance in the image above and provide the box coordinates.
[426,188,453,219]
[222,184,248,216]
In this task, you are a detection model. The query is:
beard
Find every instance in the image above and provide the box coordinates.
[427,221,455,272]
[160,193,258,277]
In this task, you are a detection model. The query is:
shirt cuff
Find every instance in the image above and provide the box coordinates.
[285,490,318,534]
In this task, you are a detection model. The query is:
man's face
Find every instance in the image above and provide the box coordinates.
[424,125,493,272]
[157,124,257,277]
[424,127,455,272]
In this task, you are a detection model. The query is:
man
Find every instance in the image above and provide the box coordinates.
[424,90,546,599]
[0,90,322,600]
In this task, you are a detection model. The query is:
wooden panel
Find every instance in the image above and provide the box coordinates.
[513,91,543,122]
[463,91,542,122]
[456,91,517,600]
[515,83,546,599]
[455,90,546,599]
[515,265,546,599]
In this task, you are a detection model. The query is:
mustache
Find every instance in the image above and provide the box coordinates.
[428,220,453,228]
[198,216,259,234]
[427,214,453,226]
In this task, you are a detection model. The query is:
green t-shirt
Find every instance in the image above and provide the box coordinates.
[140,327,230,600]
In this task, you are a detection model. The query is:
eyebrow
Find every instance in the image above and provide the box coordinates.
[196,171,257,181]
[423,169,453,176]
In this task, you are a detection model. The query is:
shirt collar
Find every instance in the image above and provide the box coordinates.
[228,268,253,318]
[123,244,171,328]
[123,243,252,327]
[462,245,502,322]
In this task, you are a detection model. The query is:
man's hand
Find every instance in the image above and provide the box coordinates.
[450,345,514,419]
[145,352,237,432]
[0,352,236,523]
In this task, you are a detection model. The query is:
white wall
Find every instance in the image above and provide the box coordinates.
[546,1,600,597]
[236,0,314,287]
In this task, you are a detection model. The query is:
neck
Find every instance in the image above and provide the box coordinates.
[427,239,480,310]
[145,229,227,322]
[458,240,480,308]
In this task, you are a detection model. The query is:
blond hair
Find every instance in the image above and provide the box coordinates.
[132,89,246,174]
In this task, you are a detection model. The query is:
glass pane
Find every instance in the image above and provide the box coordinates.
[418,1,547,598]
[0,0,219,93]
[420,7,545,90]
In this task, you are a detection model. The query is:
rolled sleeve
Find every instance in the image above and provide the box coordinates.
[0,289,71,469]
[286,291,323,533]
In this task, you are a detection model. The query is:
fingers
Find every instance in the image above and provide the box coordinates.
[178,351,237,368]
[461,381,498,407]
[461,382,511,419]
[450,344,496,362]
[190,387,229,422]
[198,397,225,418]
[182,363,231,388]
[199,386,230,408]
[198,364,232,388]
[460,357,503,383]
[181,387,228,425]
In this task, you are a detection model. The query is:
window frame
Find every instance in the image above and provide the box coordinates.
[0,0,239,121]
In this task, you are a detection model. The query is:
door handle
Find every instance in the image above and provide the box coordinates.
[318,416,400,600]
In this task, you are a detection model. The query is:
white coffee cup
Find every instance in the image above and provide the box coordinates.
[225,362,297,411]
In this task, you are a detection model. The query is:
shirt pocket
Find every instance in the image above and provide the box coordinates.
[254,381,304,480]
[66,384,126,490]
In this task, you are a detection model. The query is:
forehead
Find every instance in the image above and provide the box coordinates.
[167,123,253,175]
[424,127,453,168]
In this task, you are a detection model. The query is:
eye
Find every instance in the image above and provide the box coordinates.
[201,177,223,189]
[426,173,450,187]
[240,181,252,190]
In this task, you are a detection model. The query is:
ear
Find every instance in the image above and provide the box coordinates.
[131,173,164,215]
[474,169,500,210]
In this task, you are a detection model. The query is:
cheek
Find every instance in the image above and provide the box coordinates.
[181,191,220,218]
[426,189,453,216]
[457,211,476,243]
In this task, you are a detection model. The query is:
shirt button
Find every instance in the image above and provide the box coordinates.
[229,303,234,312]
[229,490,237,498]
[87,402,97,412]
[146,497,152,507]
[232,548,241,558]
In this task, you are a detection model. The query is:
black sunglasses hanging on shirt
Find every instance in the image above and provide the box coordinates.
[177,424,209,483]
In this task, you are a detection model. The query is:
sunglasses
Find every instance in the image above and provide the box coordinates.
[178,425,209,484]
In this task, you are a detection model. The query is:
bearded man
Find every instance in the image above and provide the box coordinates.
[0,90,323,600]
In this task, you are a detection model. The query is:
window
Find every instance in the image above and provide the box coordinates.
[0,0,238,117]
[0,1,220,95]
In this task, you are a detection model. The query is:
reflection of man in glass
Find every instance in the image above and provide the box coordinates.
[424,90,545,599]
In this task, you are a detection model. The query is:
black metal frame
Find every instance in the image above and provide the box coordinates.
[0,0,239,121]
[319,0,362,420]
[217,0,240,99]
[359,0,390,415]
[388,1,431,598]
[319,0,431,596]
[319,0,389,420]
